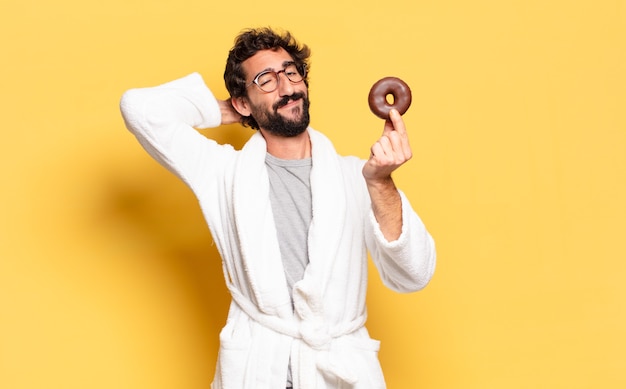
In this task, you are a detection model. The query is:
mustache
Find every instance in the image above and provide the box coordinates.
[273,92,306,111]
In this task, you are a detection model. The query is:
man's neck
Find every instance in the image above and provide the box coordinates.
[260,129,311,160]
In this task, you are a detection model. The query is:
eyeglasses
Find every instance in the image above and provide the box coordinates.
[246,62,306,93]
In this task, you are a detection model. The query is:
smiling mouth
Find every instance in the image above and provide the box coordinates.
[274,93,305,111]
[279,99,300,110]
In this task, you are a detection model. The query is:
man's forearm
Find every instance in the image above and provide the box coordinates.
[367,177,403,241]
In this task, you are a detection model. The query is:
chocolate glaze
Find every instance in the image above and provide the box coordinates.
[368,77,412,120]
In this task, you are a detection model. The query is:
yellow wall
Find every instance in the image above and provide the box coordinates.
[1,0,625,388]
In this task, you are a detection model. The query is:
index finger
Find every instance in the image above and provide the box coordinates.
[384,109,407,136]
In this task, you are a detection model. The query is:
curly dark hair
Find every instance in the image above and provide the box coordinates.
[224,27,311,129]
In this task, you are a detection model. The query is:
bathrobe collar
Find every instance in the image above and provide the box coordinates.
[232,128,348,320]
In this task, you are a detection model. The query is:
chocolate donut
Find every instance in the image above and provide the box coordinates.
[368,77,412,120]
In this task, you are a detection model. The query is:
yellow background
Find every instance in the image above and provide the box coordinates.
[1,0,625,388]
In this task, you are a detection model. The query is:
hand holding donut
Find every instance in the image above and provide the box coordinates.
[363,108,413,182]
[363,77,413,182]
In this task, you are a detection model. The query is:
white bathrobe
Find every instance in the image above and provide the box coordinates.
[120,73,436,389]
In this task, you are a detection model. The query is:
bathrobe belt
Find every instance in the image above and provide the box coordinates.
[228,285,367,387]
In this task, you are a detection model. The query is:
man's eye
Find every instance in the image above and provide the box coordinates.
[257,74,274,85]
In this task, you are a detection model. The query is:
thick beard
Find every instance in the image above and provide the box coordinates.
[252,93,311,137]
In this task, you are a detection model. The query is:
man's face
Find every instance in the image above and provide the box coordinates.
[242,48,310,137]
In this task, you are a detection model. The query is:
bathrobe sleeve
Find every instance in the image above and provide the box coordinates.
[366,190,436,293]
[119,72,235,192]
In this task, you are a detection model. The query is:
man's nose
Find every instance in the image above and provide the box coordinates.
[277,72,295,96]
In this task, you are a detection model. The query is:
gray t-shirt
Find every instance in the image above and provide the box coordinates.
[265,154,312,297]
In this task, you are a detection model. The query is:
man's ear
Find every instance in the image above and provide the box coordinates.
[231,96,252,117]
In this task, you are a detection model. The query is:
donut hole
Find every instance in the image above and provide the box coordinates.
[385,93,395,105]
